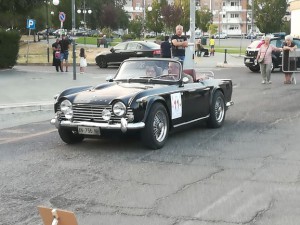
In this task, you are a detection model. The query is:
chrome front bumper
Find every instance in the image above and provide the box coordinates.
[50,116,145,133]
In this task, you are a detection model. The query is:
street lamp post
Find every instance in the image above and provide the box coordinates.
[143,0,152,40]
[45,0,59,63]
[77,0,92,45]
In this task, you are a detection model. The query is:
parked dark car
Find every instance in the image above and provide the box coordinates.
[37,28,55,39]
[50,58,234,149]
[95,41,161,68]
[244,37,300,72]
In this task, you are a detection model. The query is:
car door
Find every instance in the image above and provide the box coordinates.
[123,42,141,60]
[180,83,211,121]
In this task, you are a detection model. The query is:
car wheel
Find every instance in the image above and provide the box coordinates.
[58,128,84,144]
[207,90,225,128]
[141,102,169,150]
[248,65,260,72]
[98,57,108,68]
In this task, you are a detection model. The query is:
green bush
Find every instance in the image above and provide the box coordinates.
[121,33,136,41]
[0,29,21,68]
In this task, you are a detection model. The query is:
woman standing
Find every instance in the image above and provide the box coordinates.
[256,36,282,84]
[282,35,297,84]
[52,38,63,72]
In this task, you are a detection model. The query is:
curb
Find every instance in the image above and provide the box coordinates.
[0,102,53,113]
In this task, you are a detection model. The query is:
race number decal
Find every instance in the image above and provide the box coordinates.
[171,93,182,119]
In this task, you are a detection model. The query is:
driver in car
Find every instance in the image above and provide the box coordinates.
[168,62,193,82]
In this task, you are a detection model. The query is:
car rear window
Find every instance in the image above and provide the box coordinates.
[145,42,160,49]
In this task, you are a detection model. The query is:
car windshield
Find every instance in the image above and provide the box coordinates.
[114,59,181,82]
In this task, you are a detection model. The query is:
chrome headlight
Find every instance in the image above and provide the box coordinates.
[60,99,73,119]
[112,101,126,117]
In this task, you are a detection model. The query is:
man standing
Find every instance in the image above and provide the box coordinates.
[59,34,70,72]
[160,36,171,58]
[171,25,188,64]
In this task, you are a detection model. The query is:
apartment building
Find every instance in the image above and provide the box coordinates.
[124,0,257,36]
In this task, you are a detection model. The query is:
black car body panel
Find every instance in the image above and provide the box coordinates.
[244,37,300,72]
[51,58,233,149]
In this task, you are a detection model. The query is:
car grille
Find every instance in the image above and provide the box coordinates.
[245,50,257,57]
[59,104,133,123]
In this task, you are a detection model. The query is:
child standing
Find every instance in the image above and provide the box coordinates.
[79,48,87,73]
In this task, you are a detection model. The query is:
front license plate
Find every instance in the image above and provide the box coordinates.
[78,126,100,135]
[245,59,250,62]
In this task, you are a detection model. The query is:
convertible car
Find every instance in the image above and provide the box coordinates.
[51,58,234,149]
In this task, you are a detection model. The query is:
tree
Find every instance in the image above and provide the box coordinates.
[129,17,143,39]
[196,8,213,34]
[161,4,182,34]
[254,0,287,34]
[146,0,163,35]
[172,0,190,33]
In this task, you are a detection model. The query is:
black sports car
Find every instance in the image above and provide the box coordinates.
[51,58,234,149]
[95,41,161,68]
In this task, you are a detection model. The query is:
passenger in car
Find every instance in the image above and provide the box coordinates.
[145,66,157,77]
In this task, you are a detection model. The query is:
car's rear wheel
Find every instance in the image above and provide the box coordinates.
[207,90,225,128]
[98,57,108,68]
[58,128,84,144]
[141,102,169,150]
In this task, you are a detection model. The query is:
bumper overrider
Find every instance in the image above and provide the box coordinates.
[50,114,145,133]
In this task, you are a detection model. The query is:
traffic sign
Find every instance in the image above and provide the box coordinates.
[59,12,66,22]
[26,19,36,30]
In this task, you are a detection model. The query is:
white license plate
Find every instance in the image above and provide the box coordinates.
[245,59,250,62]
[78,126,100,135]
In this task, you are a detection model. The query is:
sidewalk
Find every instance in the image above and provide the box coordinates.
[194,52,244,69]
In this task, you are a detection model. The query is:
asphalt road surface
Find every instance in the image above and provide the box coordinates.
[1,67,300,225]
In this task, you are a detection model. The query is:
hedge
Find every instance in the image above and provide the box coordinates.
[0,29,21,68]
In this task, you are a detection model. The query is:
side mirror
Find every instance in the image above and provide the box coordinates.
[106,75,114,82]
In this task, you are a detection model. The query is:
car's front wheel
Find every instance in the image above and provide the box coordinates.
[248,65,260,72]
[58,128,84,144]
[207,90,225,128]
[141,103,169,150]
[97,57,108,68]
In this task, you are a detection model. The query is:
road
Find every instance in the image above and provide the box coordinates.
[1,67,300,225]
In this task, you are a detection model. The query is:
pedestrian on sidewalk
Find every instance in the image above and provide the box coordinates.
[160,36,171,58]
[79,48,87,74]
[59,34,71,72]
[209,36,215,56]
[282,35,297,84]
[171,25,188,65]
[256,35,282,84]
[52,38,63,72]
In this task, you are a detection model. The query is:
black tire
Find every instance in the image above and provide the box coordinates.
[98,57,108,68]
[58,128,84,144]
[141,103,169,150]
[207,91,226,128]
[248,65,260,72]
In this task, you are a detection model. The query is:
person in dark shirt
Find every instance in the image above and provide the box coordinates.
[59,34,70,72]
[52,38,63,72]
[160,36,171,58]
[171,25,188,65]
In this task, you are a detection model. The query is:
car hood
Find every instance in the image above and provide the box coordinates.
[71,82,154,105]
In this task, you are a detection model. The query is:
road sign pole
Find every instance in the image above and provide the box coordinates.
[72,0,76,80]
